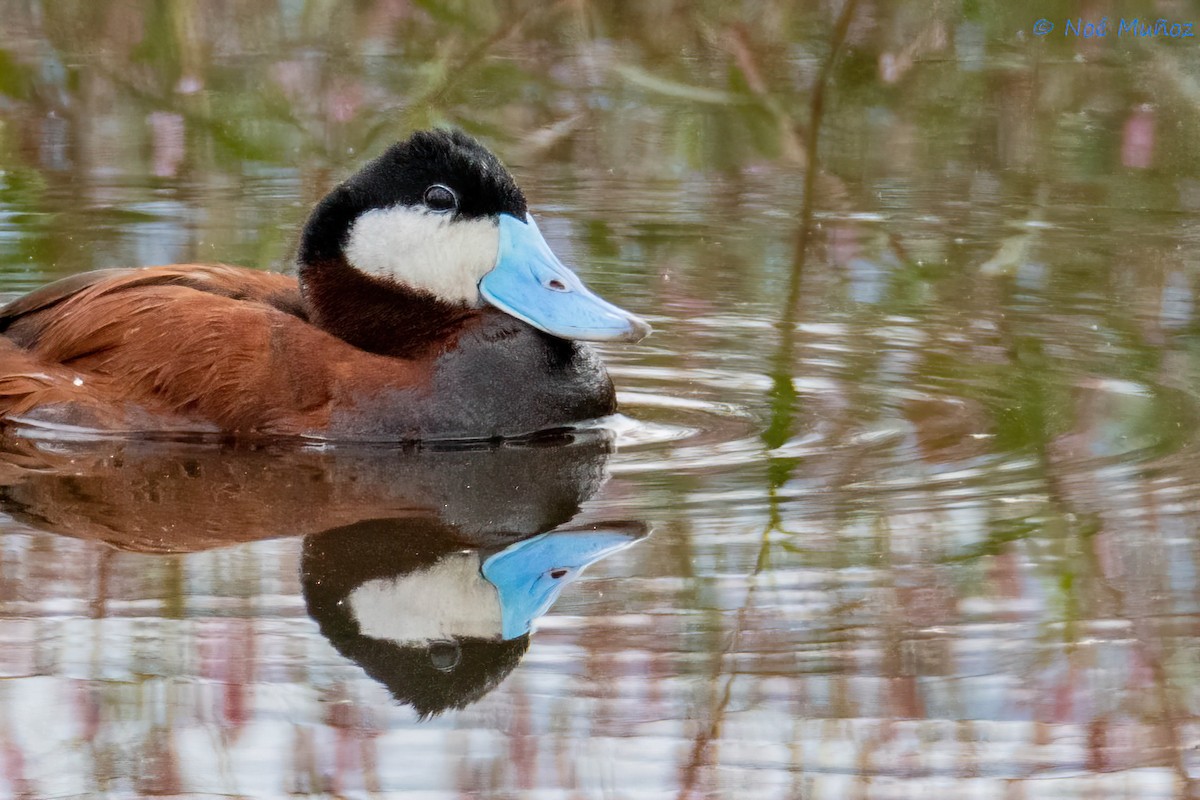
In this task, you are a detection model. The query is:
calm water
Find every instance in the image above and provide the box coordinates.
[2,2,1200,798]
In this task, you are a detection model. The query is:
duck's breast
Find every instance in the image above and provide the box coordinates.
[324,312,615,441]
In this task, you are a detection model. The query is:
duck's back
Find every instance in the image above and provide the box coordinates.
[0,265,362,434]
[0,265,614,440]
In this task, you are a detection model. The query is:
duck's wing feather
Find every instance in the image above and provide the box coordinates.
[0,265,305,346]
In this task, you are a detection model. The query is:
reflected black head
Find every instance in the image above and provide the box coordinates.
[342,633,530,719]
[299,438,618,716]
[302,517,531,718]
[300,129,528,264]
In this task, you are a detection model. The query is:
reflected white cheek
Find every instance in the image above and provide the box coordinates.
[344,206,500,304]
[347,553,504,645]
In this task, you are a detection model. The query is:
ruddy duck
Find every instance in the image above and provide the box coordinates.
[0,129,649,440]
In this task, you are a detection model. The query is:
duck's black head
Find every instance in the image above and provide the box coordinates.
[298,129,649,357]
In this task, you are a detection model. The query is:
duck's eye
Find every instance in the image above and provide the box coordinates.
[428,640,461,672]
[423,184,458,213]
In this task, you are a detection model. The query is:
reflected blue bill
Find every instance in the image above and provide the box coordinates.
[481,525,645,640]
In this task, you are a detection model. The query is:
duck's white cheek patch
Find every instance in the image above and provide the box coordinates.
[344,206,500,304]
[347,553,504,645]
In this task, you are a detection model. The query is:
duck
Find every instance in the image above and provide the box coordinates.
[0,129,650,440]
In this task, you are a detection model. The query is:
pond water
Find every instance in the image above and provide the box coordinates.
[2,2,1200,798]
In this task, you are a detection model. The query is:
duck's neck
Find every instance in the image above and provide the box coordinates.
[299,256,478,359]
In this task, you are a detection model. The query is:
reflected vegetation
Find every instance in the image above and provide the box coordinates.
[2,0,1200,797]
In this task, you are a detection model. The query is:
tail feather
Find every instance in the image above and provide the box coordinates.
[0,337,106,421]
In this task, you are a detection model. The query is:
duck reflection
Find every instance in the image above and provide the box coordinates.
[304,517,643,717]
[0,430,646,716]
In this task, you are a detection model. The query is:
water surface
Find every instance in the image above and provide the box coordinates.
[2,2,1200,798]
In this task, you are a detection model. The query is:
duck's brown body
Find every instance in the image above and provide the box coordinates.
[0,264,615,440]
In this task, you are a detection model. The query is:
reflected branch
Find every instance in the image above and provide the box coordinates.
[676,526,774,800]
[678,5,862,796]
[789,0,860,316]
[764,0,859,453]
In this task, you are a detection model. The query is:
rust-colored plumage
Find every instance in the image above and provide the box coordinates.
[0,264,433,435]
